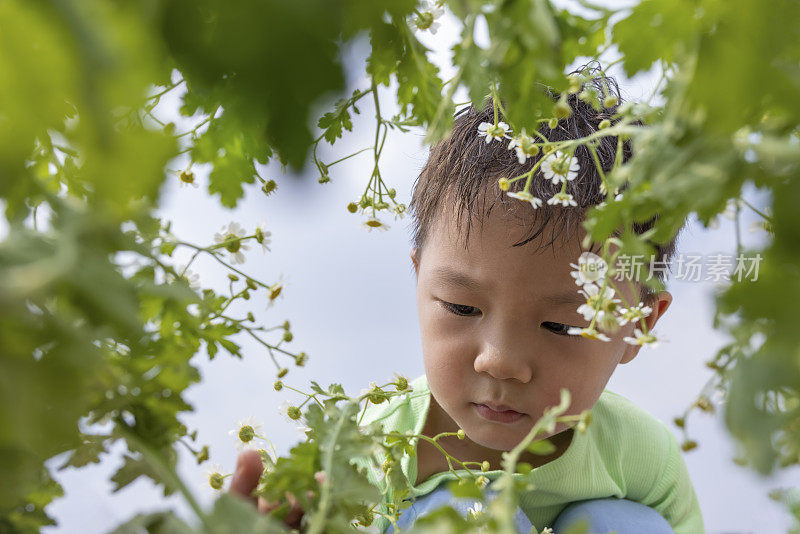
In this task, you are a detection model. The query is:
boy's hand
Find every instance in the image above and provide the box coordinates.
[229,449,307,530]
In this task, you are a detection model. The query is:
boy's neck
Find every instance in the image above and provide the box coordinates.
[417,391,574,480]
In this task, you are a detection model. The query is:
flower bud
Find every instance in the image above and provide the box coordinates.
[598,119,611,130]
[355,509,374,527]
[394,375,408,391]
[481,461,490,472]
[246,312,255,322]
[603,95,619,108]
[673,416,685,428]
[554,100,572,119]
[318,174,331,184]
[287,406,302,420]
[261,180,277,196]
[498,177,510,191]
[382,456,393,473]
[228,274,239,282]
[457,429,466,440]
[283,331,293,342]
[347,202,359,213]
[694,396,714,413]
[274,380,283,391]
[388,188,397,199]
[242,290,250,300]
[680,439,698,452]
[548,118,559,129]
[195,445,209,464]
[278,367,288,378]
[295,352,308,366]
[246,278,258,290]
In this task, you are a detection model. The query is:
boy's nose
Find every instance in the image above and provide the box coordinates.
[473,348,533,384]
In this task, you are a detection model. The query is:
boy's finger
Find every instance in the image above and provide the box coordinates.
[257,496,278,514]
[229,450,264,505]
[283,492,305,529]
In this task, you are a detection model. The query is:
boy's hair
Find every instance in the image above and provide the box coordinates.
[408,66,684,306]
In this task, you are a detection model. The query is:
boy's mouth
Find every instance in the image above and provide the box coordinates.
[472,402,525,423]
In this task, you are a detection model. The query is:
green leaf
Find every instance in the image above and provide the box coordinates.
[526,438,556,455]
[614,0,699,77]
[58,434,112,470]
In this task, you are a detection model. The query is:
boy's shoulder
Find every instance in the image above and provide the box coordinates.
[592,388,675,448]
[592,389,681,488]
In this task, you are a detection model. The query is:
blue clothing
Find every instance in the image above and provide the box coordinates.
[386,484,674,534]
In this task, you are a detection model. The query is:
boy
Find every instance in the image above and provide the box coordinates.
[230,72,705,533]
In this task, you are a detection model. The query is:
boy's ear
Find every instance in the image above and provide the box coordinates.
[410,248,420,276]
[619,291,673,365]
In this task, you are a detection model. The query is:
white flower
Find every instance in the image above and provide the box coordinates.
[265,273,288,310]
[410,1,445,34]
[507,190,543,209]
[173,263,201,291]
[477,121,512,143]
[178,169,199,188]
[722,198,743,220]
[466,501,485,521]
[567,326,611,342]
[361,215,391,232]
[203,463,228,492]
[506,129,539,164]
[540,150,580,185]
[296,424,312,439]
[576,284,621,333]
[748,206,772,234]
[623,328,660,348]
[228,416,264,452]
[254,221,272,253]
[541,528,554,534]
[279,400,306,426]
[546,192,578,207]
[569,251,608,286]
[214,222,250,264]
[617,303,653,326]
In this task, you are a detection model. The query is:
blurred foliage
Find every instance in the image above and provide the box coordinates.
[0,0,798,532]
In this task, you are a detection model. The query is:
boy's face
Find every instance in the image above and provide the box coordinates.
[411,206,671,456]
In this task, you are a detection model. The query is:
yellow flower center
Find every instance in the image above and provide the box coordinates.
[269,284,282,300]
[416,11,434,29]
[238,425,255,442]
[209,473,224,490]
[552,157,570,174]
[224,233,241,253]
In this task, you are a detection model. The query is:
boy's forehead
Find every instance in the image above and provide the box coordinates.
[429,201,596,259]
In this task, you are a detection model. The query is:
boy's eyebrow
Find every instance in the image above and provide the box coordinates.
[431,267,587,307]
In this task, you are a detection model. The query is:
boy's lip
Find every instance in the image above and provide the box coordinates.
[473,401,524,414]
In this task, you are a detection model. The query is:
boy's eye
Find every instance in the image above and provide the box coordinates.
[440,300,480,316]
[441,302,581,341]
[541,321,581,340]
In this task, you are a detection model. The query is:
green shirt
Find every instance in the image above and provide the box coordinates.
[352,373,705,534]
